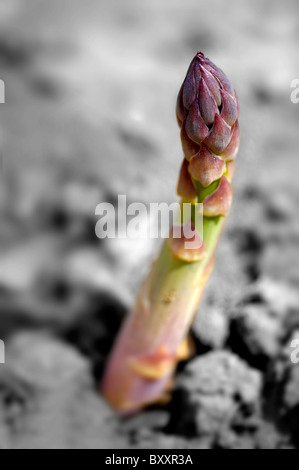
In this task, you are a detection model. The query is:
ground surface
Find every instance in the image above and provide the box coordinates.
[0,0,299,449]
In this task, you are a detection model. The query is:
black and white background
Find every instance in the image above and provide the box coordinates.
[0,0,299,450]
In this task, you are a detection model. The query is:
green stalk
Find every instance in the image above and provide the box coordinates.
[101,196,224,414]
[101,52,240,414]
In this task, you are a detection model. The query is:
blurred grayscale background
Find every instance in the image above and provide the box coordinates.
[0,0,299,449]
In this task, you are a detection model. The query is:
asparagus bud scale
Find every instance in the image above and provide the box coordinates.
[102,53,240,414]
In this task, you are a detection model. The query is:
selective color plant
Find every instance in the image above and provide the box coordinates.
[102,52,240,414]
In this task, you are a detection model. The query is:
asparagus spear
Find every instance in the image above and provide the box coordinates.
[102,52,240,414]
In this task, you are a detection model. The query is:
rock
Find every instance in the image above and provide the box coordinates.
[230,304,282,361]
[0,332,127,449]
[134,431,212,450]
[0,235,63,292]
[65,247,132,305]
[119,410,169,436]
[283,356,299,410]
[245,278,299,316]
[0,412,10,450]
[193,307,229,349]
[228,279,299,368]
[262,338,299,448]
[6,332,90,390]
[255,422,283,450]
[174,352,262,440]
[217,430,256,449]
[261,242,299,285]
[63,291,126,380]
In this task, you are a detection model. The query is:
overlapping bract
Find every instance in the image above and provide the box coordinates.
[176,52,240,216]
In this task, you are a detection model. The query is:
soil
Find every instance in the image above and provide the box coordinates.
[0,0,299,449]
